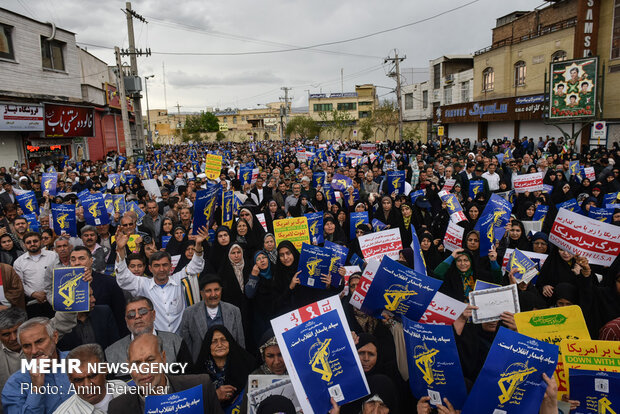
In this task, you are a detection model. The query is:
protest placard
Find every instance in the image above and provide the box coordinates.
[561,339,620,387]
[271,296,369,414]
[142,178,162,199]
[441,178,455,192]
[549,208,620,266]
[52,267,89,312]
[41,172,57,195]
[589,207,613,223]
[349,211,369,240]
[386,170,406,195]
[350,256,442,321]
[568,370,620,414]
[274,217,310,251]
[501,249,548,274]
[192,186,220,235]
[469,284,520,323]
[82,193,110,226]
[417,291,467,325]
[51,203,77,237]
[469,180,484,199]
[473,280,501,291]
[246,376,301,414]
[439,191,467,222]
[324,240,348,287]
[204,154,223,180]
[508,249,539,283]
[443,220,464,252]
[461,327,559,413]
[556,198,579,212]
[533,205,549,222]
[144,384,203,413]
[342,265,361,296]
[358,228,403,263]
[403,320,468,409]
[16,191,38,215]
[297,244,332,289]
[513,172,544,193]
[304,212,323,245]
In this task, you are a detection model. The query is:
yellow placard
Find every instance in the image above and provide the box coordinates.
[111,234,141,253]
[514,305,590,399]
[205,154,223,180]
[560,339,620,396]
[437,126,444,136]
[273,217,310,251]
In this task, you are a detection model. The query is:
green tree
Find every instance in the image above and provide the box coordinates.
[285,116,320,139]
[358,115,375,141]
[184,111,220,133]
[216,131,226,141]
[318,110,354,140]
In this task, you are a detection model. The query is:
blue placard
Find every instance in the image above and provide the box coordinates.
[461,327,558,414]
[371,218,387,232]
[125,174,137,187]
[440,192,465,220]
[297,243,332,289]
[478,212,495,257]
[324,240,348,287]
[239,167,252,186]
[569,369,620,414]
[361,256,442,321]
[222,191,234,226]
[313,172,326,188]
[144,384,204,413]
[469,180,484,199]
[588,206,613,223]
[305,212,324,245]
[193,186,220,235]
[82,193,110,226]
[51,203,77,237]
[386,170,406,195]
[52,267,89,312]
[324,188,337,205]
[474,280,501,291]
[161,236,172,249]
[349,253,364,267]
[331,173,352,191]
[279,302,369,414]
[107,174,120,189]
[556,198,579,212]
[476,194,513,233]
[103,194,114,215]
[508,249,538,283]
[344,188,360,203]
[533,205,549,222]
[111,194,126,214]
[403,319,468,409]
[349,212,369,240]
[410,189,425,204]
[41,173,58,196]
[568,161,580,176]
[16,191,38,215]
[126,201,146,221]
[603,192,619,205]
[542,184,553,194]
[23,213,39,232]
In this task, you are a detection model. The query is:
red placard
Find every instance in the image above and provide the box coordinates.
[44,104,95,137]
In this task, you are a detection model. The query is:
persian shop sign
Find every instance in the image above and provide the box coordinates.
[434,95,546,123]
[0,104,44,131]
[44,104,95,138]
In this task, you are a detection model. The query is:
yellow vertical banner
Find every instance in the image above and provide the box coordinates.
[514,305,590,399]
[205,154,223,180]
[274,217,310,251]
[560,339,620,396]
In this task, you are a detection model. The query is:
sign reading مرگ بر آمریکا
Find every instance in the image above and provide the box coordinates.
[549,57,598,120]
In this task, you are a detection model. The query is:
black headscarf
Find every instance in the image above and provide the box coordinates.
[207,226,232,273]
[164,225,188,256]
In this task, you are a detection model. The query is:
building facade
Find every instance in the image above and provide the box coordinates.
[308,84,378,122]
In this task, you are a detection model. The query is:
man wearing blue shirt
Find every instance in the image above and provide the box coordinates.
[1,317,72,414]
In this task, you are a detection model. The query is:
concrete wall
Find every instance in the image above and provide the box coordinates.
[0,9,82,101]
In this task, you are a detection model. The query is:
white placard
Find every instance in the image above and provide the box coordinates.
[469,284,520,324]
[443,221,464,252]
[357,228,403,263]
[142,179,162,199]
[513,172,543,193]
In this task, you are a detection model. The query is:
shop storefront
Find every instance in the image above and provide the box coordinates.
[0,103,44,168]
[434,94,582,144]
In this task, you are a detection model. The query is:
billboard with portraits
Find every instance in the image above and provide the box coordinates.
[548,57,598,120]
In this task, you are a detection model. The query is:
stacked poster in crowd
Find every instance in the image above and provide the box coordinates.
[403,320,468,409]
[271,296,369,414]
[357,228,403,263]
[304,212,323,244]
[52,267,89,312]
[549,208,620,266]
[82,193,110,226]
[297,243,332,289]
[192,186,220,234]
[126,201,146,222]
[417,292,467,326]
[588,206,613,223]
[324,240,348,287]
[568,370,620,414]
[461,327,559,413]
[349,211,369,239]
[438,191,467,222]
[144,384,203,413]
[349,256,442,321]
[246,375,301,414]
[513,172,543,193]
[508,249,539,283]
[443,220,464,252]
[501,249,548,274]
[514,305,590,399]
[274,217,310,250]
[51,203,77,237]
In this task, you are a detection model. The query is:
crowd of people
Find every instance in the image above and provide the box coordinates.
[0,135,618,414]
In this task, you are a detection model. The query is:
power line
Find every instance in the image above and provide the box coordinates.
[76,0,480,57]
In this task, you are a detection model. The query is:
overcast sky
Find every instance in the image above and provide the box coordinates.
[6,0,544,112]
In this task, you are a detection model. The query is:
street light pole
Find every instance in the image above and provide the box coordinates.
[144,74,154,146]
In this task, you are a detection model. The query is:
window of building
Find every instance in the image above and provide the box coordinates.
[433,64,441,89]
[514,61,526,87]
[359,101,373,106]
[359,111,371,118]
[422,90,428,109]
[551,50,567,62]
[404,93,413,110]
[223,117,227,123]
[0,24,15,60]
[41,36,65,71]
[482,67,494,91]
[612,0,620,59]
[233,116,237,124]
[443,86,452,105]
[313,103,333,112]
[337,102,357,111]
[461,81,470,102]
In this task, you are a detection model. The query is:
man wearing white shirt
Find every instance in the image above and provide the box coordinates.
[482,163,501,192]
[113,226,209,333]
[13,232,58,317]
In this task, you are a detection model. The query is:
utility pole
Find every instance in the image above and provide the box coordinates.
[174,102,183,142]
[280,87,291,140]
[144,74,154,146]
[162,62,168,113]
[385,49,406,141]
[114,47,133,157]
[121,2,149,153]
